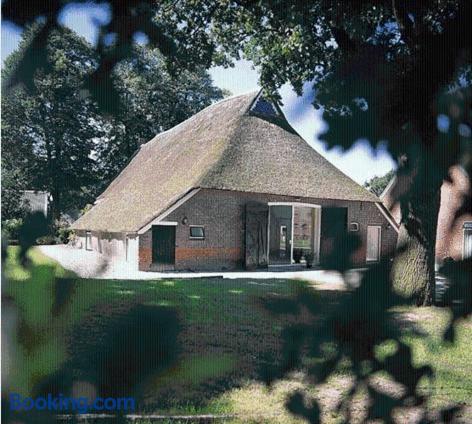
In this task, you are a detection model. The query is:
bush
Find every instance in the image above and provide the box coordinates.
[305,252,315,268]
[293,249,303,263]
[36,235,57,245]
[57,226,74,244]
[2,218,23,240]
[80,204,93,217]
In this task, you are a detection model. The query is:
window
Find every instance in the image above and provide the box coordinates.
[349,222,359,232]
[366,226,381,262]
[464,222,472,259]
[189,226,205,239]
[85,232,92,251]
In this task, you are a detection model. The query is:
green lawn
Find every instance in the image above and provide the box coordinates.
[3,246,472,423]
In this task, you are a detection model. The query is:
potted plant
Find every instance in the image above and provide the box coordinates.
[293,249,303,263]
[305,251,314,269]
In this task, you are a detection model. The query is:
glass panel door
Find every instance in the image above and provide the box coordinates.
[269,205,292,264]
[293,206,321,265]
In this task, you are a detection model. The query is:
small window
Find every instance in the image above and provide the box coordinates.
[464,222,472,259]
[85,232,92,251]
[349,222,359,232]
[190,226,205,239]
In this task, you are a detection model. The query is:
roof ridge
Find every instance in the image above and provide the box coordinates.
[142,91,260,148]
[196,97,255,188]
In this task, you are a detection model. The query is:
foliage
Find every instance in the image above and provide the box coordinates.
[2,242,301,420]
[304,251,314,268]
[4,243,472,422]
[97,45,225,186]
[2,218,24,240]
[1,163,30,221]
[55,227,73,244]
[2,0,233,114]
[293,249,303,263]
[4,0,470,304]
[1,25,105,221]
[260,250,472,423]
[2,2,472,422]
[79,203,93,217]
[195,0,470,306]
[2,26,225,216]
[364,169,395,197]
[35,235,57,245]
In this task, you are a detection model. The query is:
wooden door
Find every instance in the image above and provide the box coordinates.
[245,202,269,269]
[320,207,347,263]
[152,225,176,264]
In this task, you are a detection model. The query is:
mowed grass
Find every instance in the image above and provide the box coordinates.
[400,307,472,408]
[4,246,302,415]
[3,246,472,422]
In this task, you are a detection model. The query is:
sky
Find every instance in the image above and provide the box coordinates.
[1,5,397,185]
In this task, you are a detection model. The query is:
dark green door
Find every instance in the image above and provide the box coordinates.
[152,225,176,264]
[320,207,347,264]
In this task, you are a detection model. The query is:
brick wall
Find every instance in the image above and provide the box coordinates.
[138,188,398,271]
[383,166,472,262]
[436,167,472,261]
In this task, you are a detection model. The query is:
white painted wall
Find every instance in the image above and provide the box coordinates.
[74,231,139,272]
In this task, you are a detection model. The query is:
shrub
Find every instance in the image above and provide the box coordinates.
[305,252,315,268]
[293,249,303,263]
[36,235,57,245]
[2,218,23,241]
[57,226,74,244]
[80,204,93,216]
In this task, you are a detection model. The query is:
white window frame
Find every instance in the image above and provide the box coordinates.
[463,222,472,259]
[366,225,382,262]
[189,225,205,240]
[85,231,92,251]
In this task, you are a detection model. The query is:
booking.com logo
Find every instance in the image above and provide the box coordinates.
[10,393,135,414]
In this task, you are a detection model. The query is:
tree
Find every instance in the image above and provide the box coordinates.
[2,26,226,220]
[198,0,470,306]
[364,170,395,197]
[0,161,30,221]
[6,1,468,302]
[2,2,471,422]
[2,25,105,222]
[97,45,226,186]
[1,1,233,114]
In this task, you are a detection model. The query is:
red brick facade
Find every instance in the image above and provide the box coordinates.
[138,188,398,271]
[382,166,472,262]
[436,167,472,261]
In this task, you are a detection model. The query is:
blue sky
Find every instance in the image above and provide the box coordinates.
[1,5,396,185]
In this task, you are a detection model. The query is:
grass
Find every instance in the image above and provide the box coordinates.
[4,246,472,423]
[400,307,472,408]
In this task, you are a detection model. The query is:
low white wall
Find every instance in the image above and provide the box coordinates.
[75,231,139,271]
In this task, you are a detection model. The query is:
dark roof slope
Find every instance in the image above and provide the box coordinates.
[73,91,378,232]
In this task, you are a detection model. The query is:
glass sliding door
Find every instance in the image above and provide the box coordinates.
[293,206,321,265]
[269,205,292,265]
[268,204,321,266]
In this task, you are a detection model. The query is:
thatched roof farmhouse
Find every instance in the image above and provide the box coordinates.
[72,91,398,271]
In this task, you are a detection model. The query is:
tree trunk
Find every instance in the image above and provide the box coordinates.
[391,160,442,306]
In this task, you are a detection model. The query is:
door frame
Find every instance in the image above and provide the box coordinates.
[267,202,321,266]
[152,223,177,266]
[366,224,382,263]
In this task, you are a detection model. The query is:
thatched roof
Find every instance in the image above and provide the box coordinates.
[72,91,379,232]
